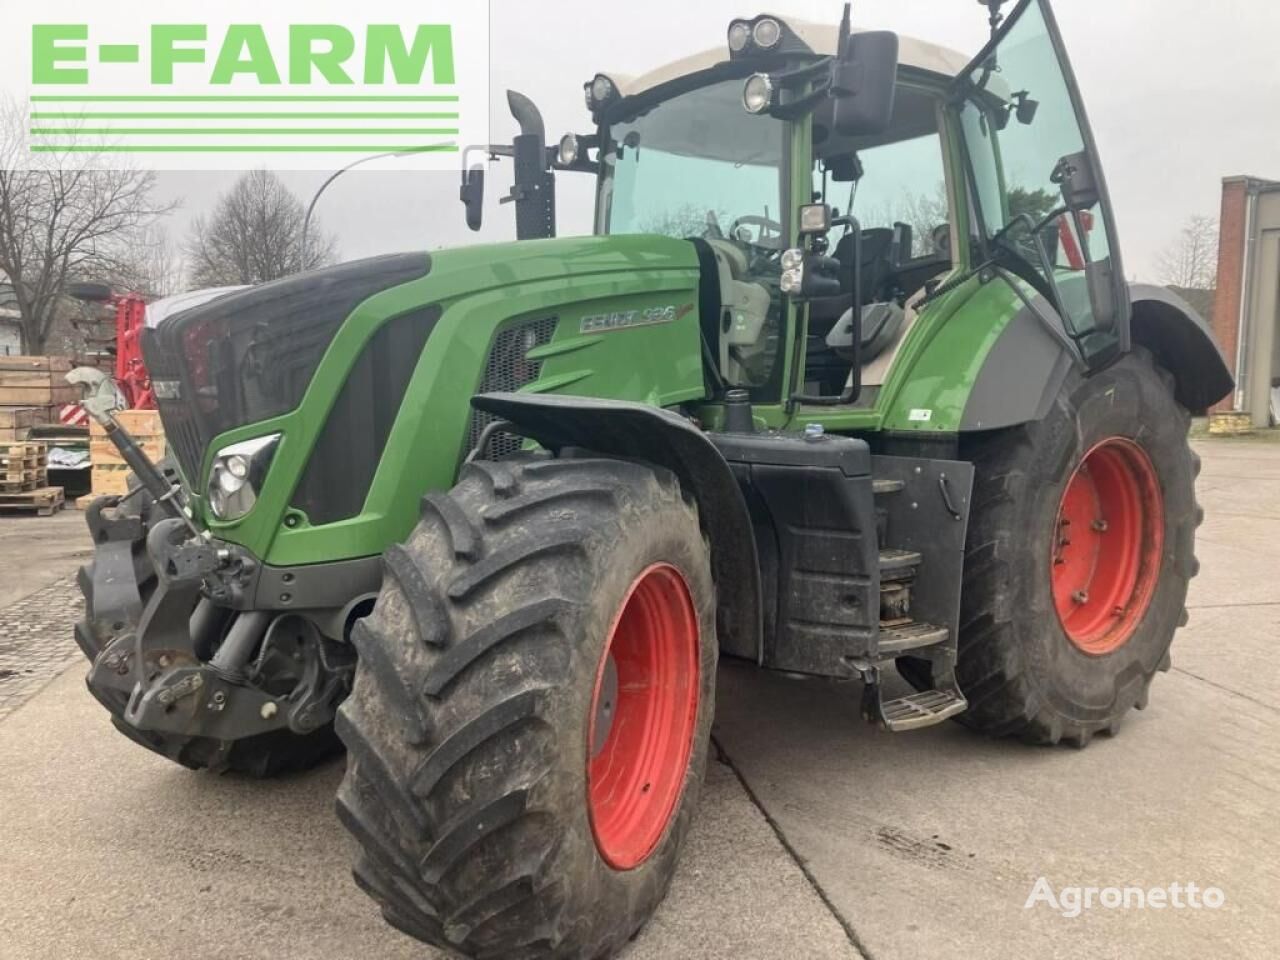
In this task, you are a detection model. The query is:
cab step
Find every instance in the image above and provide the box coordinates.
[878,621,949,655]
[876,689,968,732]
[878,548,922,579]
[873,478,905,496]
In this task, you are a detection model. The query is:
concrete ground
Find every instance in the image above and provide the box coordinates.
[0,439,1276,959]
[0,511,89,607]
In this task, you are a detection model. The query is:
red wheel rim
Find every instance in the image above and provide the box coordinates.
[587,563,700,871]
[1051,439,1164,656]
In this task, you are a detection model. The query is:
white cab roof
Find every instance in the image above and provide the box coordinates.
[610,21,972,101]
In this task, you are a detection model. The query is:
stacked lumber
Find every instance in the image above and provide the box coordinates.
[0,356,74,445]
[0,355,77,408]
[90,410,166,497]
[0,407,57,442]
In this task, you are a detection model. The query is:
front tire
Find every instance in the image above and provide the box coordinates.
[904,347,1200,746]
[336,457,716,959]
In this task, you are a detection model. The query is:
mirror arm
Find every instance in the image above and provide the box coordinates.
[756,58,833,121]
[769,83,833,121]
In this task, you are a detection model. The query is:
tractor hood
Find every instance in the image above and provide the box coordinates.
[143,235,706,563]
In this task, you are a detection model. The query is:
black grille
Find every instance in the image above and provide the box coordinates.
[467,316,558,460]
[290,307,439,525]
[143,253,430,483]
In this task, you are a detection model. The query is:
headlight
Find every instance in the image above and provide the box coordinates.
[752,17,782,49]
[206,434,281,522]
[557,133,580,167]
[727,21,752,53]
[780,267,805,296]
[781,248,805,272]
[742,73,774,115]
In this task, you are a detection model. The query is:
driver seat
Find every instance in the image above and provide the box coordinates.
[807,227,899,335]
[804,227,904,393]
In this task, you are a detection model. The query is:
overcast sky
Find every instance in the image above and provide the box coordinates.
[154,0,1280,282]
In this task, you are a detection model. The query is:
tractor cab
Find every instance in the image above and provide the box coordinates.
[468,1,1134,425]
[587,19,967,408]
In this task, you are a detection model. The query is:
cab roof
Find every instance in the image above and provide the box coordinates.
[606,20,972,101]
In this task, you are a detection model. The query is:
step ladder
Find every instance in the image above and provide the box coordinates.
[861,481,969,733]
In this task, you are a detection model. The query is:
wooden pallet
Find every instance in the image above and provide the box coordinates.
[0,485,65,516]
[0,442,49,489]
[1,441,46,457]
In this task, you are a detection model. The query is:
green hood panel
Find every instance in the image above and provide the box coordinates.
[199,235,707,566]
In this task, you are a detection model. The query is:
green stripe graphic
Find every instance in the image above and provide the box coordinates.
[30,112,459,120]
[29,95,459,103]
[31,128,461,136]
[29,145,461,153]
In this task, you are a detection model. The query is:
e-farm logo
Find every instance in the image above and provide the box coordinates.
[2,2,490,171]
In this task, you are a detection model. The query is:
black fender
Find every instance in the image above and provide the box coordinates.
[960,299,1077,432]
[1128,283,1234,413]
[960,283,1236,431]
[471,392,762,662]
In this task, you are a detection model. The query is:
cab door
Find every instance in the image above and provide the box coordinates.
[951,0,1129,369]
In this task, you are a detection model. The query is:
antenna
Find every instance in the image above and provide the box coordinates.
[837,3,852,57]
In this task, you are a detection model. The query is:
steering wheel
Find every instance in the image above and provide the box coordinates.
[730,215,785,250]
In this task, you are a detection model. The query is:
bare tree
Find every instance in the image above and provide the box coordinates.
[1157,215,1219,290]
[884,185,951,257]
[109,225,185,298]
[0,96,173,353]
[635,203,730,240]
[185,170,336,288]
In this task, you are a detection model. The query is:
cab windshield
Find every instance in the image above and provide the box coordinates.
[599,78,786,242]
[597,76,791,399]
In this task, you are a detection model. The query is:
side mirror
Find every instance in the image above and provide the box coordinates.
[830,31,899,138]
[1051,151,1100,212]
[460,165,485,232]
[1015,92,1040,125]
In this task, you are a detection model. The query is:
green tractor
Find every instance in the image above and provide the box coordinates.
[77,1,1232,956]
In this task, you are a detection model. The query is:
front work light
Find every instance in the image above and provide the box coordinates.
[752,17,782,48]
[207,433,281,522]
[728,20,752,53]
[742,73,774,115]
[798,204,833,236]
[586,74,618,112]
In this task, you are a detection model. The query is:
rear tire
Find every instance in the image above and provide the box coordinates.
[901,347,1200,746]
[336,456,716,959]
